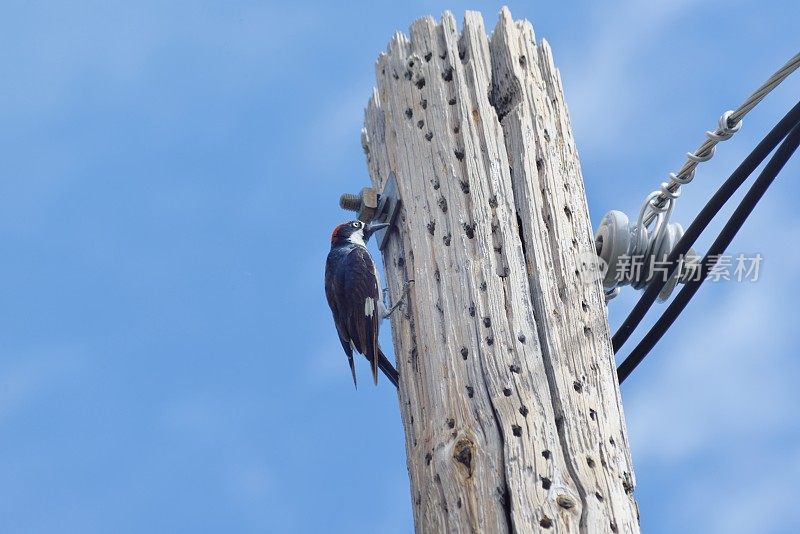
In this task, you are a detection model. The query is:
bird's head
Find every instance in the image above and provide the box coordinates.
[330,219,389,247]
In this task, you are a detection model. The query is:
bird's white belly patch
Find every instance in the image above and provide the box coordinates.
[364,297,375,317]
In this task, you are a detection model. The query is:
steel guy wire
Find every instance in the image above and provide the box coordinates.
[643,51,800,226]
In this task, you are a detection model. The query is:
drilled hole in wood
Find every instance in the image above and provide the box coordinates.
[623,472,634,494]
[557,495,575,509]
[458,43,467,62]
[463,222,475,239]
[454,440,472,474]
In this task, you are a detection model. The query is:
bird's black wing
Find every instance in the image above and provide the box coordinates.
[325,250,358,386]
[336,246,381,385]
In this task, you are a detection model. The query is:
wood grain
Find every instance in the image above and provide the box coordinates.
[362,8,639,533]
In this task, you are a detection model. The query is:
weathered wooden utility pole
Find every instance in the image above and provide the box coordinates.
[361,8,639,532]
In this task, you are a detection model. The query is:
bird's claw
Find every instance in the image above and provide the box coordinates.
[382,279,414,320]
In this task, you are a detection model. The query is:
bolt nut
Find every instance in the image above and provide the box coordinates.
[339,187,379,222]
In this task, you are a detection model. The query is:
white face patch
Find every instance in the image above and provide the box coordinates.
[364,297,375,317]
[347,228,366,247]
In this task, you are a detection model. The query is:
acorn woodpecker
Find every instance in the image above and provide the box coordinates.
[325,219,407,388]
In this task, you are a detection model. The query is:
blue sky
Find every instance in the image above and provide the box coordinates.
[1,1,799,532]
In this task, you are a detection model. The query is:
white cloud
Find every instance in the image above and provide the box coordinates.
[625,284,797,461]
[0,347,84,423]
[625,196,800,456]
[304,80,374,173]
[705,450,800,533]
[307,339,353,385]
[563,0,697,150]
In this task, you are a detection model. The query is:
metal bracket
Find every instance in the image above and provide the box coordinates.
[338,172,402,251]
[374,172,401,251]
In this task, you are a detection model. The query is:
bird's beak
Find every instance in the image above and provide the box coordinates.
[364,221,390,241]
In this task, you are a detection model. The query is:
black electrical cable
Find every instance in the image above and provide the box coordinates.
[617,121,800,384]
[612,100,800,353]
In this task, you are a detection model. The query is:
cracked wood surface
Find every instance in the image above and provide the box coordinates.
[361,8,639,533]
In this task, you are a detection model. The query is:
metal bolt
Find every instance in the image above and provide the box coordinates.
[338,174,401,251]
[339,187,379,222]
[339,193,362,212]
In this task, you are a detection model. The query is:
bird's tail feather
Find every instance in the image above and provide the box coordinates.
[377,348,399,388]
[371,344,379,386]
[348,354,357,389]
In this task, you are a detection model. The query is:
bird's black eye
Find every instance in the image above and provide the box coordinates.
[352,221,361,228]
